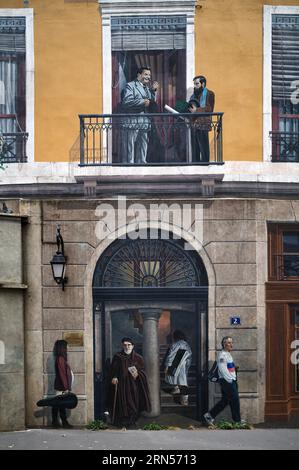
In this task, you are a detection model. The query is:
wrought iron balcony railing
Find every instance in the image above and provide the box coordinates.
[0,132,28,163]
[79,112,223,166]
[270,131,299,162]
[274,253,299,279]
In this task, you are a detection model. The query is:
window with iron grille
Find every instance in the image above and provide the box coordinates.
[268,224,299,280]
[0,16,26,162]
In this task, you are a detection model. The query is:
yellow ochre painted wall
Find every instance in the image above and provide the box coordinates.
[195,0,299,162]
[0,0,102,163]
[1,0,299,162]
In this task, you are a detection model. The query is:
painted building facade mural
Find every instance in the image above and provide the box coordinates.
[0,0,299,430]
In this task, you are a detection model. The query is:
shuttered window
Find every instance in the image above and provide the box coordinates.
[271,14,299,162]
[0,17,25,53]
[0,17,26,134]
[111,16,186,51]
[272,14,299,101]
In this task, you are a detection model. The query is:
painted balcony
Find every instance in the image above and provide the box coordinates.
[0,131,28,164]
[79,112,223,166]
[270,131,299,162]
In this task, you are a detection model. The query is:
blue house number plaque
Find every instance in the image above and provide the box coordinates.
[230,316,241,325]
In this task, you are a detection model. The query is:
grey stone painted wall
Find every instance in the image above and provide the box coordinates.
[0,215,25,431]
[0,217,22,284]
[21,201,44,428]
[3,197,298,428]
[34,198,263,424]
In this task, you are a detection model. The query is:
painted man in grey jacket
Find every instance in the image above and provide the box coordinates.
[121,67,159,164]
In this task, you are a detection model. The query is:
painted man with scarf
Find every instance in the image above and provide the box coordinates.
[164,330,192,406]
[188,75,215,162]
[107,337,151,428]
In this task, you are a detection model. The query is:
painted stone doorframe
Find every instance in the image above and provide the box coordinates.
[92,234,209,422]
[83,221,216,424]
[93,295,208,422]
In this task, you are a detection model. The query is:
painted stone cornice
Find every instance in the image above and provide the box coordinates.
[99,0,197,15]
[75,173,224,197]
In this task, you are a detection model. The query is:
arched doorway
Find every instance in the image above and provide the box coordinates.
[92,233,208,423]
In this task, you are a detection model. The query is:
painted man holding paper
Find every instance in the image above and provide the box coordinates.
[107,337,151,428]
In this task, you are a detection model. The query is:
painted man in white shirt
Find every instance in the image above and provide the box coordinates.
[164,330,192,406]
[204,336,244,426]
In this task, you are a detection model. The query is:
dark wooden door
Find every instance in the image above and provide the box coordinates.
[290,306,299,399]
[266,301,299,420]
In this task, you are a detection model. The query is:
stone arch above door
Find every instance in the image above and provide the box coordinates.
[93,235,208,288]
[83,221,216,422]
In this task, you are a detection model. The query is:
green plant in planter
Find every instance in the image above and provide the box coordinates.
[86,419,108,430]
[216,419,250,430]
[216,420,234,429]
[143,422,168,431]
[234,421,251,430]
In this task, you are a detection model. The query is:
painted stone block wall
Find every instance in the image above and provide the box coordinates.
[0,216,25,431]
[37,198,263,423]
[21,196,299,425]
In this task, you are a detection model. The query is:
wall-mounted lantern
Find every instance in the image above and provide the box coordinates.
[50,225,67,290]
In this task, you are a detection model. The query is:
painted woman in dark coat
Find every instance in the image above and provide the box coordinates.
[52,339,73,428]
[107,337,151,428]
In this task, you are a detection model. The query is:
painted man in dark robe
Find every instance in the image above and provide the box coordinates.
[107,337,151,428]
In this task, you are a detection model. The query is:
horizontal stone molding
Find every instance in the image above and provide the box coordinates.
[0,283,27,289]
[2,161,299,186]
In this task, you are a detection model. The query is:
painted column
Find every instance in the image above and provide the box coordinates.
[186,9,195,100]
[140,308,161,417]
[101,13,112,115]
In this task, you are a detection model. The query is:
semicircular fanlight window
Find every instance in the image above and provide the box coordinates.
[102,239,199,288]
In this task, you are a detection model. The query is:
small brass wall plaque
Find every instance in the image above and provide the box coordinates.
[63,332,84,347]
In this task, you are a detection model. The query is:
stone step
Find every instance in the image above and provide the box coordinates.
[160,395,197,405]
[159,381,198,389]
[159,368,198,377]
[160,386,197,394]
[161,401,196,408]
[160,405,197,417]
[160,388,197,395]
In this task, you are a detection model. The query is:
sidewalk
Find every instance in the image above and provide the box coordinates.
[0,427,298,450]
